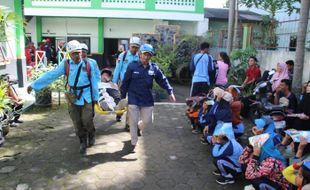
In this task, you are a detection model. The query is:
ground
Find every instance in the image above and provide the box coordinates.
[0,84,250,190]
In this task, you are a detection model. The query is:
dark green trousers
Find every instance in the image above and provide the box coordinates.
[68,102,95,138]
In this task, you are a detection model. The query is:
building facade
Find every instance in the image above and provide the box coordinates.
[24,0,206,67]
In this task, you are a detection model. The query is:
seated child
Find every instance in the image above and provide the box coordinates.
[98,69,127,112]
[227,86,244,138]
[212,126,243,185]
[283,161,310,190]
[202,88,234,144]
[242,136,289,190]
[186,96,206,134]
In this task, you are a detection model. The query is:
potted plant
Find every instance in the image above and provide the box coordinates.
[30,65,66,106]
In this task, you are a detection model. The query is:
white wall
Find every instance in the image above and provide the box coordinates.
[168,20,197,35]
[257,50,310,83]
[0,0,27,86]
[25,17,99,52]
[104,18,168,38]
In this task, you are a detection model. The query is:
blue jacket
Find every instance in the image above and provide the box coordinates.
[112,51,139,84]
[190,53,214,84]
[120,60,173,107]
[31,59,99,106]
[207,100,232,134]
[212,139,243,167]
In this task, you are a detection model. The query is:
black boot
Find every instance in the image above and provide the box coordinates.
[88,133,95,147]
[79,136,87,155]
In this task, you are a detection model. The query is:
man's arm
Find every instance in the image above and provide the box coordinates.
[90,62,100,102]
[120,64,132,99]
[154,66,173,95]
[189,55,195,75]
[31,61,66,91]
[112,53,124,84]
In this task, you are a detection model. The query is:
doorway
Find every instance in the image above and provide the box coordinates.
[103,38,128,67]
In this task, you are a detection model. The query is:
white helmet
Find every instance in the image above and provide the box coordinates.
[129,36,141,47]
[79,43,88,52]
[66,40,80,53]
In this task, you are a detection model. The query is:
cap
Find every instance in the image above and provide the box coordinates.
[130,37,141,47]
[140,44,154,55]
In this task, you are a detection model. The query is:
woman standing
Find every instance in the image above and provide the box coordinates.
[215,52,230,87]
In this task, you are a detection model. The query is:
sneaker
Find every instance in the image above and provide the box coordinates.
[244,185,255,190]
[14,119,23,124]
[115,99,128,110]
[10,122,18,128]
[212,170,221,176]
[116,115,121,122]
[200,137,209,145]
[191,129,200,134]
[216,177,235,185]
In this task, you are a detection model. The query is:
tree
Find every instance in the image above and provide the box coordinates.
[227,0,236,54]
[292,0,310,91]
[239,0,299,17]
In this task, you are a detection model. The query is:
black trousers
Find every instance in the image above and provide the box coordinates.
[190,82,210,97]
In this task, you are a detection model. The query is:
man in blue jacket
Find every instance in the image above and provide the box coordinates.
[121,44,176,152]
[190,42,214,97]
[27,40,99,155]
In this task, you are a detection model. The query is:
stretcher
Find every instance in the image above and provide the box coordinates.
[94,104,127,115]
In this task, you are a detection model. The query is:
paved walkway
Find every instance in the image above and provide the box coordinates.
[0,103,247,190]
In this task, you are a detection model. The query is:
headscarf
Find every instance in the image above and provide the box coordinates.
[271,62,289,92]
[259,134,286,164]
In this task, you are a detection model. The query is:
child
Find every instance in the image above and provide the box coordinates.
[185,96,206,134]
[283,161,310,190]
[212,125,243,185]
[240,136,289,190]
[227,86,244,138]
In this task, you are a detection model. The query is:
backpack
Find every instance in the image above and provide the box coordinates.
[193,54,216,86]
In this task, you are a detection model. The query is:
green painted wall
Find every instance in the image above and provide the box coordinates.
[98,18,103,53]
[14,0,24,58]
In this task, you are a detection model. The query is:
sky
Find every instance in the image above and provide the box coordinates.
[204,0,227,8]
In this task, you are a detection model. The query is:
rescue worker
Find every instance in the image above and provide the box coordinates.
[113,37,141,123]
[27,40,99,155]
[121,44,176,153]
[79,43,100,83]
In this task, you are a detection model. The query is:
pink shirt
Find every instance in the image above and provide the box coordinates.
[215,60,229,86]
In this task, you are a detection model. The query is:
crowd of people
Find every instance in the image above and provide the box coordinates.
[186,42,310,189]
[4,37,310,189]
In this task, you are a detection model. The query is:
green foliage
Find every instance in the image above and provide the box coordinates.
[259,15,278,49]
[0,82,11,115]
[239,0,299,17]
[229,47,257,85]
[0,7,25,42]
[30,65,66,95]
[152,44,175,78]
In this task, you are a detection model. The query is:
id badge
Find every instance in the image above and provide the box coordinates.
[148,70,154,76]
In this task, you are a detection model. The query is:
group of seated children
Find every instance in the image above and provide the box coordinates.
[185,82,310,189]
